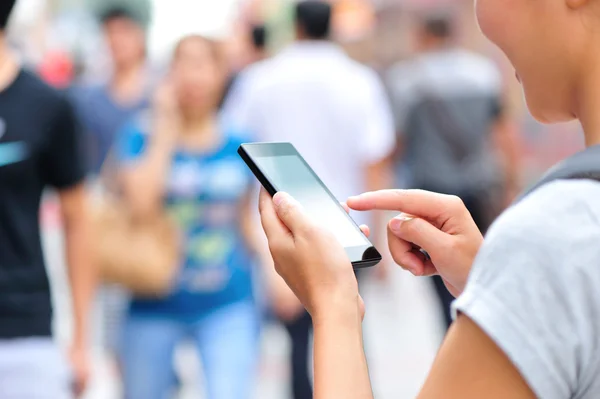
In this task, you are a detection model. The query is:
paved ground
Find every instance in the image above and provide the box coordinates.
[42,197,444,399]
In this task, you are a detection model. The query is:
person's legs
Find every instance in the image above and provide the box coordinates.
[120,315,183,399]
[194,301,260,399]
[283,311,313,399]
[0,338,71,399]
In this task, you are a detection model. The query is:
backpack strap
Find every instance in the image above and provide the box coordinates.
[515,144,600,203]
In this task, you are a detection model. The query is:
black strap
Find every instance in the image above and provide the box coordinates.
[516,144,600,203]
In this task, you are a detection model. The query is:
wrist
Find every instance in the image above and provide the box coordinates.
[312,292,362,328]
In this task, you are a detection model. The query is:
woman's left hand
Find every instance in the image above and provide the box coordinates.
[259,189,365,323]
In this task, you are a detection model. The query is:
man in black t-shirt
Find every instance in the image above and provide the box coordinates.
[0,1,95,396]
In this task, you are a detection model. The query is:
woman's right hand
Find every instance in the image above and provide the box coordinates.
[347,190,483,297]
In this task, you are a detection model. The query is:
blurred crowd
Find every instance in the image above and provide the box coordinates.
[0,0,586,399]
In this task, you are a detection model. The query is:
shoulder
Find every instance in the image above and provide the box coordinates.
[220,134,246,154]
[18,70,72,111]
[455,179,600,399]
[233,59,279,98]
[489,179,600,246]
[471,179,600,283]
[385,60,421,95]
[115,111,150,161]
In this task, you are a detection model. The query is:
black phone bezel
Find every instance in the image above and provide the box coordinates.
[238,142,381,269]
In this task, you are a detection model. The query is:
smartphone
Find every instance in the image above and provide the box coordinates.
[238,142,382,268]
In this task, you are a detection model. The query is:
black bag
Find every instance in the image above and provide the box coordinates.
[515,144,600,203]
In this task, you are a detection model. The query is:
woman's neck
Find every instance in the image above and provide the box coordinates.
[110,61,146,105]
[179,113,221,151]
[576,53,600,147]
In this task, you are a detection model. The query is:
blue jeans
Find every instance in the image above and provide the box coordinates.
[120,301,259,399]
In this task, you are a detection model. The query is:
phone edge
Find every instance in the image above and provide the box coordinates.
[237,144,278,196]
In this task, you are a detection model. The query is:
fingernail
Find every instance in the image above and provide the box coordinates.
[390,214,413,232]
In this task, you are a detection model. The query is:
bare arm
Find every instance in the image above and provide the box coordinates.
[313,305,373,399]
[309,309,534,399]
[59,183,96,349]
[121,82,179,217]
[418,314,535,399]
[120,114,177,217]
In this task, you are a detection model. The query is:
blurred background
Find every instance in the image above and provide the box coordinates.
[18,0,583,398]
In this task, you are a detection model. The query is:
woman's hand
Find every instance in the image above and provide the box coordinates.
[347,190,483,297]
[259,189,364,323]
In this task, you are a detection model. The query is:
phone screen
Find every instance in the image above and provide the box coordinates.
[255,154,369,248]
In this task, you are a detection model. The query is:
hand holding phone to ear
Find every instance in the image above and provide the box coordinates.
[347,189,483,297]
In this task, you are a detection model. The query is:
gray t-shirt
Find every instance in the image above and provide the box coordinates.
[386,49,503,193]
[453,179,600,399]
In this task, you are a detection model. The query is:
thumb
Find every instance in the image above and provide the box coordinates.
[389,214,451,257]
[273,192,310,236]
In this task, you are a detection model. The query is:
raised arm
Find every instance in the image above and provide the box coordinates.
[120,84,178,217]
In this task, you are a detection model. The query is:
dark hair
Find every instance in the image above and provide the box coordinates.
[421,14,454,39]
[0,0,16,31]
[251,25,267,50]
[99,6,142,26]
[295,1,332,40]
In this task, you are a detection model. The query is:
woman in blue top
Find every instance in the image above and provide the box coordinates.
[117,34,261,399]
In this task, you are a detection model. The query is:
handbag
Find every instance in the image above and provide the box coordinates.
[90,149,180,298]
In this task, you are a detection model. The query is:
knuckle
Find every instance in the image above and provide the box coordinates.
[446,195,465,211]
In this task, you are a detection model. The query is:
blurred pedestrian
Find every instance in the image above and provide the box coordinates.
[0,1,95,397]
[71,5,151,175]
[229,1,395,398]
[70,4,152,364]
[117,34,260,399]
[385,12,521,329]
[220,23,268,115]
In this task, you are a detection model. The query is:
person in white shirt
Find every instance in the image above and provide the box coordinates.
[223,2,395,398]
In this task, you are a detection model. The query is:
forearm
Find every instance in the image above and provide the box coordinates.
[124,125,175,216]
[313,304,373,399]
[64,215,96,347]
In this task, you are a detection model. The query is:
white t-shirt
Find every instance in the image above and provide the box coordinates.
[223,41,395,225]
[453,179,600,399]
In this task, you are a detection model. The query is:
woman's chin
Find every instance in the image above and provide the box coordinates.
[524,93,575,125]
[528,108,576,125]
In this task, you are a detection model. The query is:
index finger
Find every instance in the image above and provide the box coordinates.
[347,189,454,221]
[258,188,289,240]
